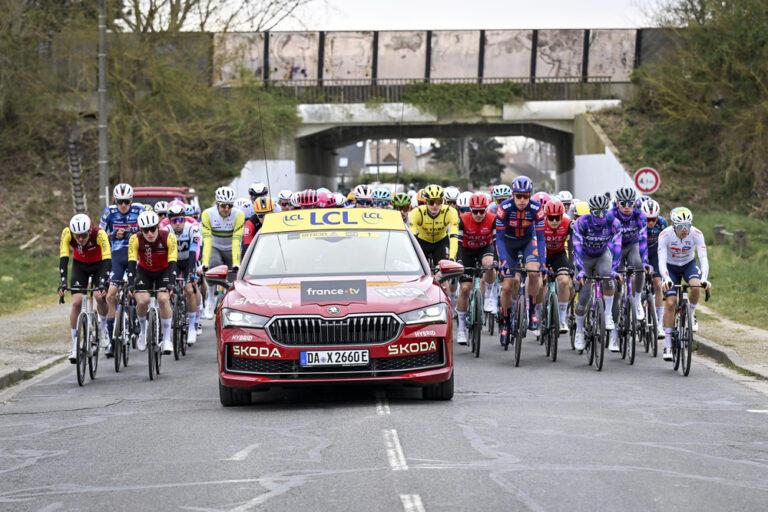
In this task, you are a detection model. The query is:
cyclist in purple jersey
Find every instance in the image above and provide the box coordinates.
[571,194,623,351]
[642,199,668,338]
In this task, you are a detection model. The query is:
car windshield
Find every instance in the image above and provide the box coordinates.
[244,230,424,278]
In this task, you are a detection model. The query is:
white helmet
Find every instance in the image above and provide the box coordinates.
[558,190,573,203]
[278,189,292,201]
[444,186,460,202]
[113,183,134,200]
[69,214,91,235]
[215,186,236,204]
[248,182,268,198]
[334,192,346,207]
[670,207,693,225]
[167,203,185,217]
[290,192,301,208]
[137,210,159,229]
[457,191,472,209]
[640,199,660,219]
[154,201,168,214]
[353,184,373,200]
[234,197,251,210]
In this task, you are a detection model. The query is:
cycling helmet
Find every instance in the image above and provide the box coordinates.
[278,189,292,201]
[444,186,460,202]
[574,202,591,218]
[614,186,637,203]
[544,198,564,217]
[636,195,651,208]
[346,191,356,202]
[511,176,533,194]
[416,189,424,204]
[469,193,489,209]
[670,206,693,225]
[588,194,611,211]
[334,193,346,207]
[142,204,153,212]
[234,197,251,210]
[298,189,318,208]
[137,210,159,229]
[492,184,512,198]
[215,186,236,204]
[531,192,550,205]
[372,187,392,202]
[113,183,134,200]
[185,204,199,216]
[640,199,660,219]
[290,192,301,208]
[353,184,373,200]
[457,191,472,210]
[254,196,275,213]
[422,184,444,201]
[557,190,573,204]
[316,191,336,208]
[167,204,185,217]
[153,201,168,214]
[248,182,268,198]
[392,193,411,208]
[69,214,91,235]
[168,199,185,209]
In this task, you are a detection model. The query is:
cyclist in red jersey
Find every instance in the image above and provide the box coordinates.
[455,194,497,345]
[541,199,573,333]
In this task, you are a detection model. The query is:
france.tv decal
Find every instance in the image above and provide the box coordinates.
[282,212,305,227]
[301,280,367,304]
[361,211,384,224]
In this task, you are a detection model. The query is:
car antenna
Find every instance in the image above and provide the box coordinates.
[256,96,273,195]
[394,101,405,193]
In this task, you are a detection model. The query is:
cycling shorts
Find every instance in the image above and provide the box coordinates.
[648,251,661,279]
[110,249,129,286]
[664,260,702,298]
[501,238,539,277]
[459,244,496,283]
[208,246,233,269]
[418,238,449,266]
[545,250,571,274]
[176,258,196,280]
[70,261,105,292]
[135,266,172,292]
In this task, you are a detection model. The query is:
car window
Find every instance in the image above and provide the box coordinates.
[245,230,423,278]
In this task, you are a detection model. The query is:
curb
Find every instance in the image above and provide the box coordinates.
[696,335,768,381]
[0,355,67,391]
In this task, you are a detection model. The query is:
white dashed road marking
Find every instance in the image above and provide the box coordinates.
[383,429,408,471]
[375,392,391,415]
[400,494,425,512]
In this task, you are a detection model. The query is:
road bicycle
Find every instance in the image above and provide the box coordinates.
[641,276,658,357]
[670,283,710,377]
[540,268,571,362]
[576,272,609,371]
[112,279,136,372]
[486,278,500,336]
[461,264,497,358]
[60,279,102,386]
[146,290,163,380]
[615,268,637,365]
[171,276,190,360]
[501,255,539,367]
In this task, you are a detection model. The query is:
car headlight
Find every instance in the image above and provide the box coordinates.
[400,303,448,325]
[221,308,270,329]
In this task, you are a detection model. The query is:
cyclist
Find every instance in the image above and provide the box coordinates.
[607,187,650,350]
[59,214,112,362]
[392,192,412,223]
[100,183,144,350]
[572,200,589,220]
[248,182,269,202]
[234,197,255,219]
[642,199,668,339]
[346,191,356,208]
[658,207,710,360]
[444,186,461,210]
[333,193,347,208]
[571,194,623,352]
[532,191,550,207]
[243,196,274,253]
[558,190,573,214]
[127,210,178,354]
[456,193,497,345]
[495,176,545,344]
[277,190,293,211]
[200,186,245,317]
[457,191,472,215]
[297,189,318,209]
[353,184,373,208]
[165,203,200,345]
[489,184,512,215]
[154,201,169,223]
[373,187,392,209]
[542,198,573,333]
[409,185,459,269]
[184,203,204,335]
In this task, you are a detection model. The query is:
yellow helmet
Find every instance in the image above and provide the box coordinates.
[422,185,444,201]
[574,202,590,218]
[347,191,355,202]
[254,196,274,214]
[416,189,424,204]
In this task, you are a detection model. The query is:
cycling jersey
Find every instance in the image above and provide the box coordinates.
[164,220,199,261]
[658,225,709,282]
[458,211,496,250]
[128,230,178,272]
[572,214,622,274]
[201,206,246,267]
[544,215,571,255]
[646,215,668,251]
[409,205,459,260]
[495,198,546,267]
[242,213,264,253]
[608,206,649,263]
[59,226,112,288]
[98,204,144,253]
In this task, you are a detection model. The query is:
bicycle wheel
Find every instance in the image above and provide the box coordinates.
[153,309,162,375]
[567,299,576,350]
[681,305,693,376]
[472,290,483,358]
[180,296,188,356]
[673,311,682,372]
[514,296,524,367]
[172,299,181,361]
[148,309,156,380]
[585,310,595,365]
[641,299,650,353]
[549,291,559,362]
[649,303,658,358]
[542,298,551,356]
[594,300,605,371]
[88,315,99,380]
[75,313,88,386]
[114,304,124,373]
[619,305,628,360]
[628,299,637,365]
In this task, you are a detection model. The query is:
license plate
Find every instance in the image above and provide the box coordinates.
[300,349,370,367]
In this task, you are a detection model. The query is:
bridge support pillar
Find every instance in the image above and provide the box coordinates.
[295,137,337,191]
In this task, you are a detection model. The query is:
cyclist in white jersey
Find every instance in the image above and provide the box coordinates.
[657,207,710,360]
[165,203,201,344]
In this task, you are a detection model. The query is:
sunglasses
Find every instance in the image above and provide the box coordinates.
[592,209,607,217]
[471,209,486,215]
[140,226,158,234]
[427,200,443,206]
[495,198,508,204]
[374,201,389,207]
[279,201,291,207]
[169,217,185,224]
[446,201,457,205]
[219,203,234,209]
[74,232,90,239]
[674,222,692,230]
[619,201,634,207]
[357,200,372,206]
[547,215,562,222]
[514,194,530,201]
[116,199,131,205]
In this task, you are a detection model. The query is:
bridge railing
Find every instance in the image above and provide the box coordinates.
[254,76,615,104]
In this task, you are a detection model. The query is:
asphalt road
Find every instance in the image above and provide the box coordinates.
[2,323,768,512]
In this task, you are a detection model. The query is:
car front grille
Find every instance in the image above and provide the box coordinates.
[266,314,403,346]
[226,344,444,378]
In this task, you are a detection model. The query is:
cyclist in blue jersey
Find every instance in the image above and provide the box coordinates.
[641,199,668,339]
[488,184,512,215]
[495,176,546,346]
[99,183,144,357]
[607,187,651,348]
[571,194,623,352]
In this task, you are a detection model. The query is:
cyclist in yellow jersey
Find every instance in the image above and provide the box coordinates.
[409,185,459,266]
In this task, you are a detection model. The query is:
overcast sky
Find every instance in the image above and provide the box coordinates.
[276,0,655,31]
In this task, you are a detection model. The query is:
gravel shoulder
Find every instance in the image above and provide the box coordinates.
[0,303,70,371]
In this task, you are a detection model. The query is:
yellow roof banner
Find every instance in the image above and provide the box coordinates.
[261,208,407,234]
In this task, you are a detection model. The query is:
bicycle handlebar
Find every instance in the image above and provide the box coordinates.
[671,283,711,302]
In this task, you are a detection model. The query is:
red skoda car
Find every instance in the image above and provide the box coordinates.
[206,208,462,406]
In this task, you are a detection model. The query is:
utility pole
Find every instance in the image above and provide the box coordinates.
[98,0,109,208]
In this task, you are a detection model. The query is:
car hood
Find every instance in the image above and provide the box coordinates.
[223,274,442,316]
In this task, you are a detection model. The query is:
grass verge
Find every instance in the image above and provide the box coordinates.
[0,245,60,316]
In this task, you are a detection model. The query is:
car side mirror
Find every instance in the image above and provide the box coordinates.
[436,259,464,284]
[205,265,232,288]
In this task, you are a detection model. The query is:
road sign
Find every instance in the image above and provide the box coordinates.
[634,167,660,195]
